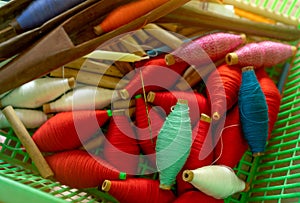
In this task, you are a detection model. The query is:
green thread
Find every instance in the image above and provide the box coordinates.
[156,101,192,189]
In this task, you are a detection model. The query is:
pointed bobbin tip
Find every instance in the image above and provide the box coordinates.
[119,89,130,100]
[291,46,297,55]
[68,77,76,88]
[101,180,111,192]
[200,113,212,123]
[240,33,247,44]
[94,25,104,35]
[252,151,265,157]
[159,184,172,190]
[243,182,251,192]
[182,170,194,182]
[178,99,188,104]
[43,104,51,114]
[147,91,155,103]
[225,53,238,65]
[242,66,254,72]
[165,54,176,66]
[0,100,3,109]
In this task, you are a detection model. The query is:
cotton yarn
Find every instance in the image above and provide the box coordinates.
[173,190,224,203]
[103,110,140,175]
[238,66,269,156]
[32,110,111,152]
[43,86,120,113]
[213,105,248,168]
[165,32,246,66]
[45,150,126,189]
[156,99,192,190]
[205,64,241,120]
[100,178,176,203]
[0,109,49,129]
[147,91,210,126]
[182,165,248,199]
[14,0,85,32]
[0,77,75,109]
[226,41,296,68]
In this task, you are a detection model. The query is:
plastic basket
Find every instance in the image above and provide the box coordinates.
[1,0,300,202]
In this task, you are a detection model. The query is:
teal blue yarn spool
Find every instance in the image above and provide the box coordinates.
[156,99,192,190]
[238,66,269,156]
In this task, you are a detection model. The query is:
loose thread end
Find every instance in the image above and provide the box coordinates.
[146,91,155,103]
[212,112,220,120]
[165,54,176,66]
[182,170,194,182]
[101,180,111,192]
[68,77,76,88]
[119,89,130,100]
[94,25,104,35]
[241,66,254,72]
[225,53,238,65]
[43,104,51,114]
[200,113,212,123]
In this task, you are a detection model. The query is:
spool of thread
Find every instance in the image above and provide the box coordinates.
[12,0,86,32]
[45,150,126,189]
[205,64,241,120]
[100,178,176,203]
[255,68,281,139]
[176,113,214,195]
[32,110,111,152]
[43,86,120,113]
[156,99,192,190]
[103,109,140,175]
[225,41,296,68]
[2,106,54,179]
[0,109,50,129]
[93,0,169,35]
[182,165,248,199]
[238,66,269,156]
[119,57,188,100]
[165,32,246,66]
[0,77,75,109]
[174,190,224,203]
[135,94,165,167]
[213,105,248,168]
[147,91,210,126]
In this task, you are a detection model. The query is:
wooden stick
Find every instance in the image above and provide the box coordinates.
[2,106,54,179]
[119,34,147,56]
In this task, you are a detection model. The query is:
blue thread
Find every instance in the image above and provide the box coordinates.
[16,0,85,30]
[238,68,269,155]
[277,62,290,93]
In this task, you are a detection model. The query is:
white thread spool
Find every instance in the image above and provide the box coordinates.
[43,86,120,113]
[0,109,49,129]
[182,165,249,199]
[0,77,75,108]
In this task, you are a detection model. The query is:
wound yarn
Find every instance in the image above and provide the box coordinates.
[226,41,296,68]
[103,110,140,175]
[156,99,192,190]
[165,32,246,66]
[0,109,49,129]
[45,150,126,189]
[213,105,248,168]
[43,86,120,113]
[182,165,247,199]
[255,68,281,139]
[147,91,210,126]
[32,110,111,152]
[205,64,241,120]
[100,178,176,203]
[135,94,165,167]
[0,77,75,109]
[174,190,224,203]
[176,113,214,195]
[15,0,85,32]
[238,67,269,156]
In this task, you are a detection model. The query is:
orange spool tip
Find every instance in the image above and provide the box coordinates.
[182,170,194,182]
[146,91,156,103]
[43,104,51,114]
[225,53,238,65]
[212,112,221,120]
[102,180,111,192]
[165,54,176,66]
[68,77,76,88]
[93,25,104,36]
[119,89,130,100]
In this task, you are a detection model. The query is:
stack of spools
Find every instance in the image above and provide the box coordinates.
[1,22,293,202]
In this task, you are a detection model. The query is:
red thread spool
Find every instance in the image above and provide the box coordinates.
[176,114,214,195]
[173,190,224,203]
[135,95,165,167]
[32,110,111,152]
[103,110,140,175]
[255,68,281,139]
[101,178,176,203]
[45,150,126,189]
[226,41,296,68]
[205,63,241,120]
[213,105,248,168]
[147,91,210,126]
[165,32,246,66]
[119,57,188,100]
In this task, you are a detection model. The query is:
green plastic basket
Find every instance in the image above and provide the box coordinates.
[1,0,300,202]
